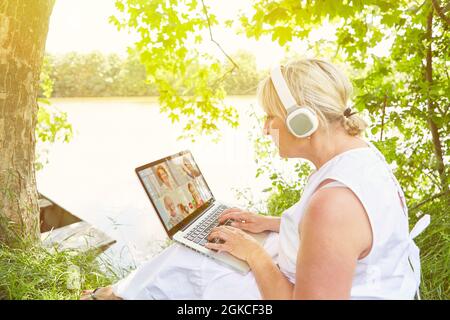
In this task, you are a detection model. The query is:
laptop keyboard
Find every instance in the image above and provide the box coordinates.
[183,204,232,247]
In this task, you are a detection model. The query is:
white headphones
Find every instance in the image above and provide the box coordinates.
[270,65,319,138]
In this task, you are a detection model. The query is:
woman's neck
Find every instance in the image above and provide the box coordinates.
[308,131,368,170]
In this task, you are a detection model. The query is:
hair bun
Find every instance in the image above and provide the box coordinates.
[341,113,367,136]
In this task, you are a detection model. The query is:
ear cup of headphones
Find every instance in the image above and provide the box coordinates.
[270,65,319,138]
[286,107,319,138]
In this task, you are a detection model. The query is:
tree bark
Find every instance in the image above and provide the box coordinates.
[431,0,450,26]
[425,8,449,198]
[0,0,55,244]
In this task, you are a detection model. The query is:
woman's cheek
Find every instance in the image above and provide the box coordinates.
[269,128,280,147]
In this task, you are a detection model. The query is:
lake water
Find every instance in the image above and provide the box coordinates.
[36,96,274,272]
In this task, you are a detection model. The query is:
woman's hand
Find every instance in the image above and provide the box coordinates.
[206,225,265,262]
[218,208,280,233]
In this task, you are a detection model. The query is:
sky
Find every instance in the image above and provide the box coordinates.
[45,0,389,70]
[45,0,291,70]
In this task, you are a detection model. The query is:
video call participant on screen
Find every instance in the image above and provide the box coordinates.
[182,156,200,179]
[156,165,176,191]
[177,203,190,217]
[187,182,204,208]
[163,195,183,228]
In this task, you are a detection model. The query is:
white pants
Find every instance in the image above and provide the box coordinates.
[112,232,280,299]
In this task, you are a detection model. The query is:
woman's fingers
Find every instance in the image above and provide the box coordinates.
[220,213,255,231]
[206,227,232,252]
[205,241,229,252]
[208,225,241,241]
[207,229,228,242]
[219,211,247,224]
[219,208,242,221]
[230,220,250,230]
[221,207,241,214]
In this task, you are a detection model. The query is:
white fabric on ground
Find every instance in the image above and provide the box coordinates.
[112,232,280,299]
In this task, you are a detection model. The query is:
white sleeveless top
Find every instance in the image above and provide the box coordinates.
[277,141,430,299]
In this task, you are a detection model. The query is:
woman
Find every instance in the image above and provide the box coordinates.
[177,203,190,217]
[181,156,201,179]
[187,182,204,208]
[81,58,428,300]
[155,165,176,191]
[162,195,183,228]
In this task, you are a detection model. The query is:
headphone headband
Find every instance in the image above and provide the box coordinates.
[270,65,298,111]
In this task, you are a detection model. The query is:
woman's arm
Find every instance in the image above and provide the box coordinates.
[206,225,293,299]
[248,187,372,300]
[293,187,372,299]
[262,215,281,232]
[247,247,294,299]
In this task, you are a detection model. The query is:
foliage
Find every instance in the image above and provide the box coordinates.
[241,0,449,201]
[36,56,73,170]
[242,110,312,216]
[40,51,262,98]
[411,198,450,300]
[222,51,262,95]
[0,241,118,300]
[108,0,448,199]
[264,161,311,217]
[44,52,157,97]
[110,0,240,140]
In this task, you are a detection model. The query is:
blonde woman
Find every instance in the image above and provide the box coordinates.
[177,203,190,218]
[187,182,204,208]
[81,58,428,300]
[162,195,183,228]
[155,165,176,192]
[181,156,201,179]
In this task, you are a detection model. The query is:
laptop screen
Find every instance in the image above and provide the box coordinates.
[136,151,214,233]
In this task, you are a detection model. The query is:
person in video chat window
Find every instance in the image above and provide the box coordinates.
[187,182,204,208]
[181,156,201,179]
[155,165,176,192]
[163,195,183,228]
[177,203,190,217]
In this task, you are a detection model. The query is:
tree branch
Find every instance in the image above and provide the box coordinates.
[200,0,239,70]
[379,94,387,141]
[425,9,449,198]
[431,0,450,26]
[410,190,449,211]
[210,66,235,88]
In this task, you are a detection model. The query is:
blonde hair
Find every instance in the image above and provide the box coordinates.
[257,58,367,136]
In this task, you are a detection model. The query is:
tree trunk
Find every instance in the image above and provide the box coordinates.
[425,8,449,199]
[0,0,55,244]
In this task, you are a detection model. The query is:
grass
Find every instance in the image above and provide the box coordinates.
[411,199,450,300]
[0,242,119,300]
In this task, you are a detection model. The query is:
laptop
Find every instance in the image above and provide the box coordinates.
[135,150,268,274]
